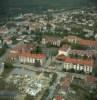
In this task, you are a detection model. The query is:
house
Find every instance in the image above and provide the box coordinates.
[58,45,71,56]
[85,75,97,88]
[9,44,46,66]
[10,44,35,54]
[64,57,94,73]
[60,77,72,93]
[79,39,97,48]
[18,52,46,66]
[0,26,8,34]
[85,75,97,84]
[64,35,81,44]
[4,38,12,45]
[42,36,62,46]
[9,52,46,66]
[56,54,66,61]
[69,50,97,58]
[53,96,64,100]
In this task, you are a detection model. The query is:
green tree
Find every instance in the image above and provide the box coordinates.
[34,46,42,54]
[0,48,6,57]
[93,66,97,76]
[4,62,13,69]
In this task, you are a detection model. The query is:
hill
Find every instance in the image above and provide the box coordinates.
[0,0,95,17]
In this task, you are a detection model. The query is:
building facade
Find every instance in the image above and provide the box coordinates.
[18,53,46,66]
[42,36,62,46]
[64,57,94,73]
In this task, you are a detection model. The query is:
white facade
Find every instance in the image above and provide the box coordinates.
[42,38,61,46]
[64,62,93,73]
[19,56,45,66]
[58,48,71,56]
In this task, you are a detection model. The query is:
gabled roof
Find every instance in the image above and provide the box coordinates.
[64,57,94,66]
[56,55,66,61]
[79,39,97,47]
[55,95,63,100]
[43,35,62,41]
[65,35,81,40]
[19,52,46,59]
[85,75,97,83]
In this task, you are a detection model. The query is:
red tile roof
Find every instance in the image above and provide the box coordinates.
[79,39,97,47]
[85,75,97,83]
[64,57,94,66]
[62,78,71,88]
[9,53,18,58]
[11,44,35,53]
[55,96,63,100]
[69,50,97,57]
[56,55,66,61]
[19,52,46,59]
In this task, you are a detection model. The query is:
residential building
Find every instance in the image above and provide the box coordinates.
[53,96,64,100]
[56,54,66,61]
[85,75,97,88]
[42,36,62,46]
[58,45,71,56]
[18,52,46,66]
[69,50,97,58]
[10,44,35,54]
[79,39,97,48]
[64,35,81,44]
[64,57,94,73]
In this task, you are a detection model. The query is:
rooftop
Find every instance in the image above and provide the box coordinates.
[64,57,94,66]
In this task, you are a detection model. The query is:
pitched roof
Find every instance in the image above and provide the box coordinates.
[85,75,97,83]
[56,55,66,61]
[64,57,94,66]
[43,35,62,41]
[62,78,71,88]
[79,39,97,47]
[55,96,63,100]
[19,52,46,59]
[11,44,35,53]
[69,50,97,57]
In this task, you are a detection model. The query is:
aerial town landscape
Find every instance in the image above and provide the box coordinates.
[0,0,97,100]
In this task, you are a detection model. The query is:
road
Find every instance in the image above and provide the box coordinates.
[46,74,62,100]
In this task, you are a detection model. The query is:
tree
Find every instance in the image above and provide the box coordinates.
[4,62,13,69]
[0,48,6,57]
[62,68,67,72]
[34,46,42,54]
[3,43,8,48]
[93,66,97,76]
[71,43,86,50]
[68,68,75,73]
